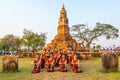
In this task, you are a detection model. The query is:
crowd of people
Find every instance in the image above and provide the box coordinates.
[31,47,82,73]
[0,51,17,55]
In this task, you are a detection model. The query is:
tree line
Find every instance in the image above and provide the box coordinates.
[0,22,119,52]
[0,29,47,52]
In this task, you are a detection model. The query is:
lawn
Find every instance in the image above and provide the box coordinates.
[0,56,120,80]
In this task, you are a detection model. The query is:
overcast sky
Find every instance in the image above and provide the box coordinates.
[0,0,120,47]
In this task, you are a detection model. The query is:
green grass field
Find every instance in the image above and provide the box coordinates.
[0,56,120,80]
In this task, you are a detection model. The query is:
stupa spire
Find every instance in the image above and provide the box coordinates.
[62,4,65,10]
[58,4,68,26]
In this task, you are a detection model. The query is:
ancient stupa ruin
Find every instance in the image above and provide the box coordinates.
[46,5,83,52]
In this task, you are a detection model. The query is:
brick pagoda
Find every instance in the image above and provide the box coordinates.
[46,5,83,52]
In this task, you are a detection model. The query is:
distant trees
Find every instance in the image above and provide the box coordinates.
[22,29,47,51]
[0,34,22,51]
[0,29,47,52]
[71,22,119,50]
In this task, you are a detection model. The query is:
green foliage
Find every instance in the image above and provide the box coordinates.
[0,29,47,51]
[96,45,101,49]
[0,34,22,50]
[22,29,47,51]
[71,22,119,50]
[94,23,119,39]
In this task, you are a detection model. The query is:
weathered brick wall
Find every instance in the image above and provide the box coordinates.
[2,55,18,72]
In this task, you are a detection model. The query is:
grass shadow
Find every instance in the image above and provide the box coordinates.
[99,69,120,73]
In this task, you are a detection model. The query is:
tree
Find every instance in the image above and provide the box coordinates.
[22,29,47,52]
[0,34,22,51]
[96,45,101,50]
[71,22,119,50]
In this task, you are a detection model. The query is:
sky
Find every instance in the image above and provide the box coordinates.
[0,0,120,47]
